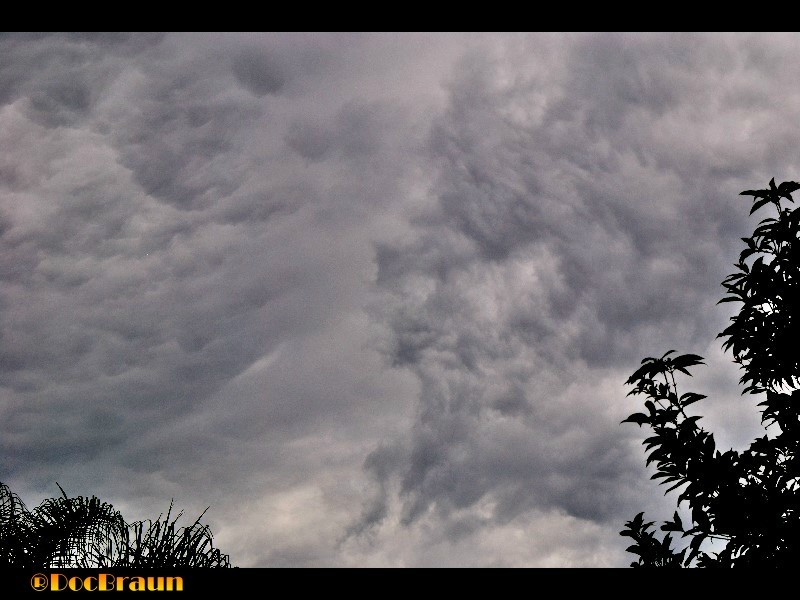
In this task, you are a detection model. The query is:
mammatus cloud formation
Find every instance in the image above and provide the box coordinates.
[1,32,797,566]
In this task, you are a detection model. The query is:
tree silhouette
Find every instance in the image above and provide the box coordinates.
[621,179,800,567]
[0,481,231,568]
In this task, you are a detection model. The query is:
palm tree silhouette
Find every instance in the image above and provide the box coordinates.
[0,481,231,568]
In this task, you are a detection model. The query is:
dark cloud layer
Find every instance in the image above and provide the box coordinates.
[0,33,794,566]
[355,33,800,557]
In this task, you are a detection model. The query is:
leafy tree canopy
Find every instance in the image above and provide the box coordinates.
[621,179,800,567]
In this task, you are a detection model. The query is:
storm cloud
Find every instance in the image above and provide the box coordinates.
[0,32,795,566]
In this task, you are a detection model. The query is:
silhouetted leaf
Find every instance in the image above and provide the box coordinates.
[750,198,772,215]
[740,189,768,199]
[778,180,800,200]
[679,393,706,407]
[622,413,650,426]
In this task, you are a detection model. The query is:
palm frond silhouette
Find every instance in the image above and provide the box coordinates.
[0,481,231,568]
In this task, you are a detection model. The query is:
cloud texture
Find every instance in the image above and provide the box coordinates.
[1,32,797,566]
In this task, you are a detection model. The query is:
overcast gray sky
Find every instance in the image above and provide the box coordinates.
[0,32,795,566]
